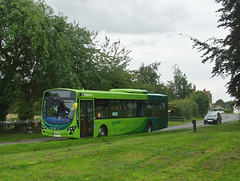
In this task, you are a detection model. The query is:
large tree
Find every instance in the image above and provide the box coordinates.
[130,61,168,94]
[167,65,193,99]
[86,36,132,90]
[0,0,95,120]
[191,91,210,117]
[191,0,240,106]
[0,0,134,120]
[0,0,53,120]
[137,61,161,84]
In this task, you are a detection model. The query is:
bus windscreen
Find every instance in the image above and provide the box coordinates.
[43,90,76,124]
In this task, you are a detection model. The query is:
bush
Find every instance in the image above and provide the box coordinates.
[191,91,209,117]
[169,98,199,120]
[18,101,34,121]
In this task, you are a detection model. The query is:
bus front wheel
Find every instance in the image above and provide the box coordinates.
[98,125,108,137]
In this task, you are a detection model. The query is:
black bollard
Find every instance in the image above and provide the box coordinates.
[192,120,197,132]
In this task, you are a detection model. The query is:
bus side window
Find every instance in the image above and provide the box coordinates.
[162,101,167,115]
[108,100,121,118]
[136,101,143,117]
[153,100,159,116]
[143,101,152,117]
[122,101,135,118]
[95,100,108,119]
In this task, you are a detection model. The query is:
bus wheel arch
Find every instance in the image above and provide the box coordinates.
[98,125,108,137]
[146,122,153,132]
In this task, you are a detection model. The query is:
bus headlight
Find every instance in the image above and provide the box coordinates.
[67,126,76,135]
[41,125,46,132]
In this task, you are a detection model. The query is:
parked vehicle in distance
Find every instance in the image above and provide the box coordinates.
[204,111,222,124]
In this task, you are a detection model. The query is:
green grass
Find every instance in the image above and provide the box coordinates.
[0,118,199,142]
[0,132,47,143]
[168,117,203,126]
[0,121,240,180]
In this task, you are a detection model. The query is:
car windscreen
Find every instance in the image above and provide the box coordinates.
[206,112,218,118]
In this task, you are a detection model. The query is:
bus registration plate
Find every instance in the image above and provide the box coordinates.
[53,133,61,137]
[54,135,61,137]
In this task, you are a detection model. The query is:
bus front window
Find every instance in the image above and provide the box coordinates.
[43,90,76,124]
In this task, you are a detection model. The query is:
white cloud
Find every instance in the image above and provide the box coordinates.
[47,0,190,34]
[45,0,233,102]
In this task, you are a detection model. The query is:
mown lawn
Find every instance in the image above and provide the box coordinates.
[0,121,240,180]
[0,132,46,143]
[0,117,201,143]
[168,117,203,126]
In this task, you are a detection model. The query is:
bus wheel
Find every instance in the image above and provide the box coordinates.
[147,123,152,132]
[98,125,107,137]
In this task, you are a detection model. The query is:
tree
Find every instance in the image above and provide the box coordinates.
[89,36,132,90]
[137,61,161,84]
[0,0,52,120]
[215,99,225,106]
[131,61,161,86]
[169,98,199,119]
[167,65,193,99]
[191,91,209,116]
[191,0,240,106]
[130,61,168,94]
[0,0,96,120]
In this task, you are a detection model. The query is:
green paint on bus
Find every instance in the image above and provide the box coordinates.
[41,88,168,138]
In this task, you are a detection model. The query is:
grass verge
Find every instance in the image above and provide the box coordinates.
[168,117,203,126]
[0,132,47,143]
[0,121,239,180]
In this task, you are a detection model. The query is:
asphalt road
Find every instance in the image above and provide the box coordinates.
[160,113,239,131]
[0,114,239,146]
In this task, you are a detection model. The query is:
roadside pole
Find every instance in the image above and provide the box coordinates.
[192,120,197,132]
[238,106,240,122]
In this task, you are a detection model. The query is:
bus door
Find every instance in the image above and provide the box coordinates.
[80,100,94,137]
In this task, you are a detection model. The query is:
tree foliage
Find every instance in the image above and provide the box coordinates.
[0,0,53,120]
[130,61,169,94]
[169,91,209,119]
[89,36,132,90]
[215,99,225,106]
[167,65,193,99]
[0,0,218,121]
[135,61,161,84]
[0,0,133,120]
[191,91,209,117]
[191,0,240,106]
[169,98,199,119]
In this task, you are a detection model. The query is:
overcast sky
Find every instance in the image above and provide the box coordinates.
[45,0,233,102]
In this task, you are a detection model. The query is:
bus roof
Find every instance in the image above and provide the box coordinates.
[44,88,167,101]
[109,89,148,94]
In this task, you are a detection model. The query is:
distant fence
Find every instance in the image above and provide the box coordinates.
[1,116,186,133]
[0,120,41,133]
[169,116,186,122]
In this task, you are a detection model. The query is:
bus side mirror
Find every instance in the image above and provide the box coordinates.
[73,103,78,110]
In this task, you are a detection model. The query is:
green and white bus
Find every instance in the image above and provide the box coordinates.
[41,88,168,138]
